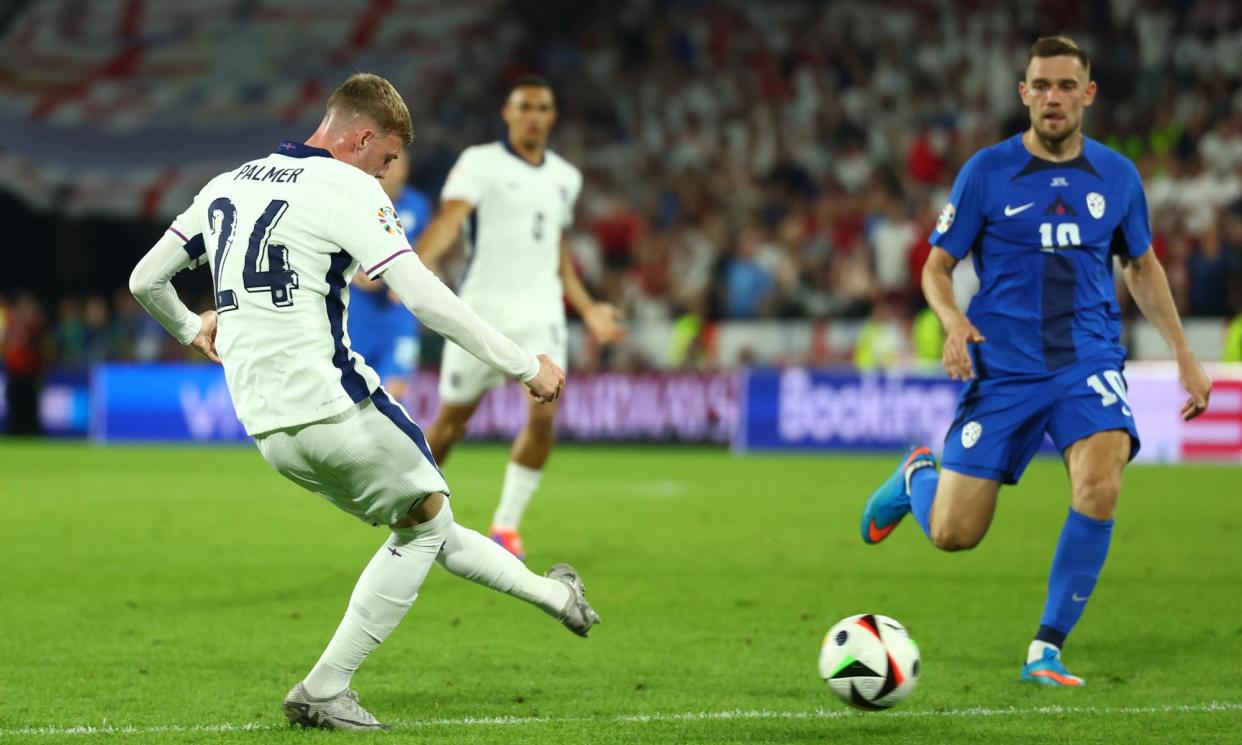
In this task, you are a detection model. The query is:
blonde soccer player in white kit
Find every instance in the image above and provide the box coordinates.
[128,74,600,731]
[419,76,625,561]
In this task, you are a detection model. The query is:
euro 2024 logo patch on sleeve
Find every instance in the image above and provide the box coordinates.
[936,203,955,234]
[376,205,405,236]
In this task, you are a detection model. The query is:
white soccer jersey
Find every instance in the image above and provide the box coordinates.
[166,141,421,435]
[440,141,582,327]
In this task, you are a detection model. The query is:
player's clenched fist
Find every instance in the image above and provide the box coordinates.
[942,319,985,382]
[525,353,565,403]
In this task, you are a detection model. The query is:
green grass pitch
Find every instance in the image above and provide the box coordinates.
[1,441,1239,743]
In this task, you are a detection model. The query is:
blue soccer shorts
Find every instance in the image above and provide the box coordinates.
[941,357,1141,485]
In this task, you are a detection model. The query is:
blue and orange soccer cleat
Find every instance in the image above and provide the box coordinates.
[860,446,937,545]
[1021,647,1085,687]
[489,525,526,562]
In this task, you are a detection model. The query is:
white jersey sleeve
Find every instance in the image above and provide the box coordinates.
[168,187,209,257]
[440,147,489,205]
[327,174,417,279]
[561,167,583,228]
[129,183,219,344]
[380,254,539,381]
[129,231,204,345]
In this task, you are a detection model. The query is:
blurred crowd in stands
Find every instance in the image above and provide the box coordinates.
[494,0,1242,330]
[5,0,1242,377]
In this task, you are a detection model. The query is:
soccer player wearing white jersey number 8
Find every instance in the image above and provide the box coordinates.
[419,76,626,561]
[128,73,600,731]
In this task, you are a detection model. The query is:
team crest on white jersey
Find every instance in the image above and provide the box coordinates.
[936,203,956,234]
[1086,192,1105,219]
[961,421,982,448]
[376,205,404,235]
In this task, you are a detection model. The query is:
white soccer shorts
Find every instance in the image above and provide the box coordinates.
[438,317,567,406]
[254,388,448,527]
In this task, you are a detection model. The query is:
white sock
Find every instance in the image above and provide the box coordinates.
[302,504,453,699]
[492,462,542,530]
[1027,639,1060,664]
[436,522,570,616]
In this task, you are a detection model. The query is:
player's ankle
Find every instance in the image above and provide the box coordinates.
[1027,639,1061,664]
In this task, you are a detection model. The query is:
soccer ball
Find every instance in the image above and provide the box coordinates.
[818,613,920,710]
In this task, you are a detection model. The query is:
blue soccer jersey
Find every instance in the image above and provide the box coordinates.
[929,134,1152,378]
[344,184,430,382]
[393,185,432,244]
[348,286,418,383]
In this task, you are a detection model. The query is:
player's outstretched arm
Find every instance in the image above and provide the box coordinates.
[379,253,563,402]
[560,239,626,345]
[1121,249,1211,420]
[922,247,985,381]
[129,233,220,363]
[413,199,474,277]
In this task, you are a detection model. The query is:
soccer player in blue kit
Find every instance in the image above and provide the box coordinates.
[860,37,1213,686]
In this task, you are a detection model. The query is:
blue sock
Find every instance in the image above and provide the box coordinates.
[1037,509,1114,647]
[908,466,938,540]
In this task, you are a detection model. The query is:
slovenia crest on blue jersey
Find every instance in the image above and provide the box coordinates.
[1086,192,1105,219]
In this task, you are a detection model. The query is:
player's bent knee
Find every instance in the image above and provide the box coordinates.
[930,523,985,552]
[443,421,469,444]
[430,412,470,445]
[523,406,558,439]
[392,491,447,529]
[1073,478,1119,520]
[525,415,556,440]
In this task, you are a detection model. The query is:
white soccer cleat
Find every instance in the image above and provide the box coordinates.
[546,562,601,637]
[282,683,389,731]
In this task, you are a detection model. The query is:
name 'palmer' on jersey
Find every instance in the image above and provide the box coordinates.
[441,140,582,326]
[168,141,426,435]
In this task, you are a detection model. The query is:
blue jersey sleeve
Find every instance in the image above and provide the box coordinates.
[1114,162,1152,259]
[929,151,987,259]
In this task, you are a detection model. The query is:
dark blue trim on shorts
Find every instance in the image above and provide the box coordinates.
[1041,254,1078,371]
[326,251,370,403]
[371,388,443,476]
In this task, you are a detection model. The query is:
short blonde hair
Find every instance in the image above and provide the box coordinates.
[325,73,414,145]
